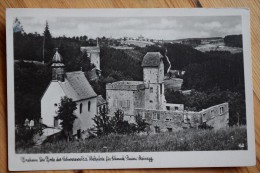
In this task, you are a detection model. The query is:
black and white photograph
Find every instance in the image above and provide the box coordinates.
[7,8,255,170]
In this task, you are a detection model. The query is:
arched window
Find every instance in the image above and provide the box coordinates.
[80,103,83,114]
[88,101,91,112]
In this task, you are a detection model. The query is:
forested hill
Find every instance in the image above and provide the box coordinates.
[162,43,244,92]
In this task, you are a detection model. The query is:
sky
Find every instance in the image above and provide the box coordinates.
[18,16,242,40]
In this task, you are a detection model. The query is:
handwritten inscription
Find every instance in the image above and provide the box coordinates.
[20,155,154,163]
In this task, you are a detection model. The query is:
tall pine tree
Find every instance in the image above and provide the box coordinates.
[43,21,54,63]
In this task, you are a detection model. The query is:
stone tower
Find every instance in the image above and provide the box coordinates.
[80,38,101,71]
[142,52,166,110]
[51,48,65,82]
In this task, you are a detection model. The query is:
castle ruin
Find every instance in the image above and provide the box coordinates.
[106,52,229,133]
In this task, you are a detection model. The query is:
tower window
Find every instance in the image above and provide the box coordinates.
[88,101,91,112]
[150,87,153,93]
[79,103,83,114]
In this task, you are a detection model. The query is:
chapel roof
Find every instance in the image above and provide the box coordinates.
[141,52,163,67]
[58,71,97,101]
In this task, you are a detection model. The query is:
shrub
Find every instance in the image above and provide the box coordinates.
[93,109,148,136]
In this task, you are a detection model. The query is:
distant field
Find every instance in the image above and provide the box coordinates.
[164,78,183,91]
[195,44,242,54]
[16,126,247,153]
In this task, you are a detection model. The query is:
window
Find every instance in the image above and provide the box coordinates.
[77,129,81,139]
[150,87,153,93]
[150,100,153,103]
[142,112,145,119]
[145,112,150,119]
[88,101,91,112]
[80,103,83,114]
[157,113,160,120]
[160,84,163,94]
[127,100,130,108]
[119,100,123,108]
[166,106,170,110]
[165,118,172,122]
[152,113,157,120]
[202,113,206,123]
[54,117,58,127]
[220,107,224,114]
[167,128,173,132]
[174,106,179,111]
[155,126,160,133]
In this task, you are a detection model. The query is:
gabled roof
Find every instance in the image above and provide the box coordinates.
[141,52,163,67]
[59,71,97,101]
[86,68,99,81]
[97,95,107,106]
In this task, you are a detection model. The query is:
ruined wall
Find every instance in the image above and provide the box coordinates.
[135,109,184,132]
[134,102,229,133]
[198,103,229,129]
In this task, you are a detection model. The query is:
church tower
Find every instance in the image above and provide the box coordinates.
[142,52,166,110]
[51,48,65,82]
[80,38,101,71]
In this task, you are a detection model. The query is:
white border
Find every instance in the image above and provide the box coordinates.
[6,8,255,171]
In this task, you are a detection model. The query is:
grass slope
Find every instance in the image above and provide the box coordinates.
[16,126,247,154]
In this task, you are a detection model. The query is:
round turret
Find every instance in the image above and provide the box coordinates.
[51,48,65,82]
[52,48,63,62]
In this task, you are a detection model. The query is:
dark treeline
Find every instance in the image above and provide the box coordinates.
[224,34,243,48]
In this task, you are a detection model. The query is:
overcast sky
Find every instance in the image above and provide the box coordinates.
[18,16,242,40]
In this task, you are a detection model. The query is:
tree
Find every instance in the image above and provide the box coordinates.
[13,18,24,33]
[111,110,133,134]
[135,114,149,133]
[92,106,113,136]
[57,96,77,141]
[43,21,54,63]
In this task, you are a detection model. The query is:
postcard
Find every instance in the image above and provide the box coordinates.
[6,8,255,171]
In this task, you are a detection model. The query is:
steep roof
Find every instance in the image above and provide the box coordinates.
[59,71,97,101]
[86,68,99,81]
[141,52,163,67]
[97,95,107,106]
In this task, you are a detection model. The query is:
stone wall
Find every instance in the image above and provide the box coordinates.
[134,102,229,133]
